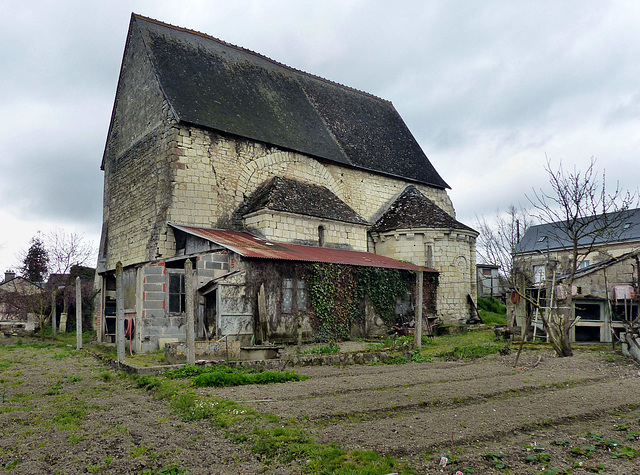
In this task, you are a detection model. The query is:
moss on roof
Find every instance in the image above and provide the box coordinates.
[372,186,476,233]
[240,176,367,225]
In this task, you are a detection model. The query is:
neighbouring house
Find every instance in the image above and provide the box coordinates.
[512,208,640,343]
[94,14,478,352]
[476,264,503,299]
[0,271,41,332]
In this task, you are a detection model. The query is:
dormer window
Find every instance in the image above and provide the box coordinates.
[624,222,632,230]
[537,236,547,243]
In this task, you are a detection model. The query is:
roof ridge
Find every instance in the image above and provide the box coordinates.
[131,13,391,104]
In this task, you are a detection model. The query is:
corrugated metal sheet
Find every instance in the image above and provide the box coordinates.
[169,223,436,272]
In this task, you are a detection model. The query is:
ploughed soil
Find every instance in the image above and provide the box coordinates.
[2,334,640,474]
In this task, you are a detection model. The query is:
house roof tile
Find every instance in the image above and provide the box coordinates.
[240,176,367,225]
[371,186,476,233]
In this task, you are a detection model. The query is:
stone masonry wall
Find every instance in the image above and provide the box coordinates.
[373,228,477,323]
[243,209,368,251]
[100,22,178,270]
[166,125,455,240]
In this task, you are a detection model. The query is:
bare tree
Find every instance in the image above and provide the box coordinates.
[2,231,97,339]
[526,157,637,357]
[477,204,532,283]
[46,230,95,276]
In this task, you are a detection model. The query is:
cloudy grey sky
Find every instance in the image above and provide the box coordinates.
[2,0,640,273]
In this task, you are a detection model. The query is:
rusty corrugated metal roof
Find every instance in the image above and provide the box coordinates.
[169,223,436,272]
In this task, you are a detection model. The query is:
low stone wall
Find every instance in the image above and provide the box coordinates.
[164,339,243,364]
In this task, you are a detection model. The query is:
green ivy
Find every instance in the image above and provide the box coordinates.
[308,264,358,341]
[358,267,410,325]
[308,264,436,339]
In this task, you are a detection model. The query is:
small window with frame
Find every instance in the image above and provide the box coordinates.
[281,278,307,313]
[168,273,185,313]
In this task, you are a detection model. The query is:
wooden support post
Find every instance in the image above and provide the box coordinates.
[51,290,57,338]
[116,261,125,363]
[76,276,82,349]
[185,259,195,365]
[415,271,423,349]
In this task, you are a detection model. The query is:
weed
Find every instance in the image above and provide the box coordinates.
[553,440,570,447]
[435,343,505,361]
[411,350,433,363]
[483,452,507,469]
[53,404,87,430]
[571,445,595,457]
[4,460,18,470]
[99,371,113,382]
[613,424,629,431]
[45,381,64,396]
[135,375,162,390]
[306,343,340,354]
[67,433,86,445]
[104,457,113,465]
[525,453,551,464]
[614,446,639,459]
[132,445,151,458]
[192,368,307,388]
[52,351,71,361]
[376,355,409,365]
[141,463,188,475]
[68,375,83,383]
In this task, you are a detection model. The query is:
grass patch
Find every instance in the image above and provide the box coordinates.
[162,364,308,388]
[53,403,87,430]
[478,309,507,325]
[305,343,340,354]
[193,369,307,388]
[435,343,505,361]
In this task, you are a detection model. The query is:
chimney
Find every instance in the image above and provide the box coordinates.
[4,270,16,282]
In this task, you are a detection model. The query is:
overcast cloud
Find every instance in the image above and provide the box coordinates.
[1,0,639,272]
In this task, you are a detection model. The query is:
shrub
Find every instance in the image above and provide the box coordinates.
[477,297,506,314]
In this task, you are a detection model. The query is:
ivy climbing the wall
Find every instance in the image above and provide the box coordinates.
[358,267,410,326]
[308,263,434,340]
[308,263,359,341]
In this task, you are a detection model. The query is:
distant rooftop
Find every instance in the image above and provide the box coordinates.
[515,208,640,254]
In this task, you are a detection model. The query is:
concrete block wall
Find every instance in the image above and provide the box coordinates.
[137,262,182,352]
[196,252,230,287]
[243,209,368,251]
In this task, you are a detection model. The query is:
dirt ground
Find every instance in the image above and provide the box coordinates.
[2,335,640,474]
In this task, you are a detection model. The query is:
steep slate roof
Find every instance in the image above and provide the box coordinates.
[371,186,477,233]
[131,14,449,189]
[240,176,367,225]
[516,208,640,254]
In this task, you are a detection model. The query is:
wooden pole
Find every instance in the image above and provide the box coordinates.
[415,271,423,349]
[76,276,82,349]
[185,259,195,365]
[116,262,125,363]
[51,290,57,338]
